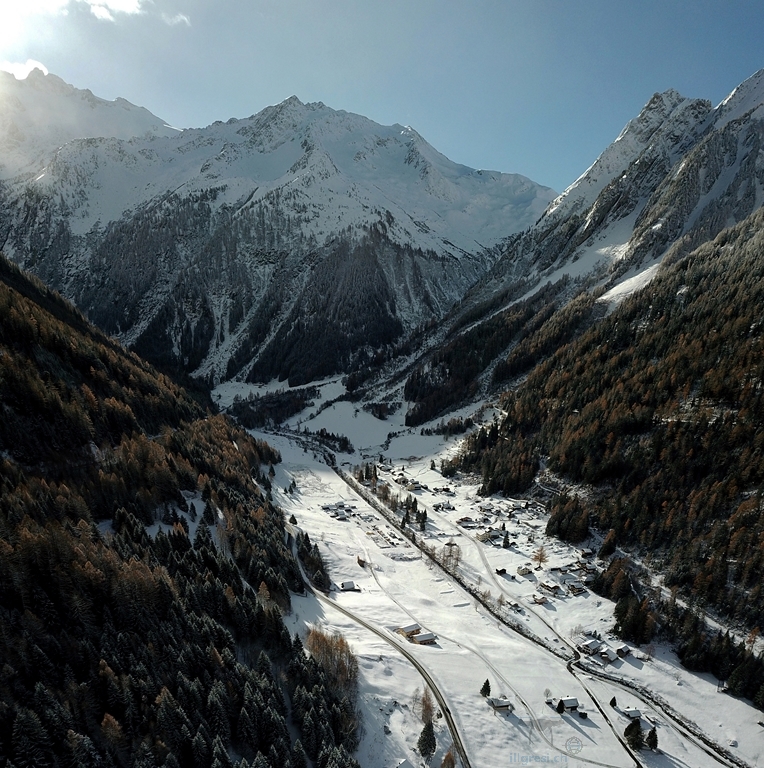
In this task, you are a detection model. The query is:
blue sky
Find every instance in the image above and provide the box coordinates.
[2,0,763,192]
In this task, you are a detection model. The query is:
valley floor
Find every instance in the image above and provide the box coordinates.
[214,380,764,768]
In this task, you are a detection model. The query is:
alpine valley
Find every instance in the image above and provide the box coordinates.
[4,66,764,768]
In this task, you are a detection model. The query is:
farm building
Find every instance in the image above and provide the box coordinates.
[600,647,619,663]
[396,623,421,638]
[561,696,579,711]
[412,632,437,645]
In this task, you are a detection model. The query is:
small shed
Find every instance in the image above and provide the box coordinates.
[517,563,533,576]
[623,707,641,719]
[616,643,631,658]
[340,581,357,591]
[487,696,514,711]
[532,593,547,604]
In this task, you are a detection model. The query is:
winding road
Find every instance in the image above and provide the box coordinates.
[277,431,746,768]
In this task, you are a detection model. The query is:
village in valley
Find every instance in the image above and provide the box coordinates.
[214,380,763,768]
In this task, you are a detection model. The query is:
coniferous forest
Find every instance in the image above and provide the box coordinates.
[0,255,359,767]
[460,208,764,634]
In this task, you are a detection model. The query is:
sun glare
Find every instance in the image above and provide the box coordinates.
[0,59,50,80]
[0,0,146,66]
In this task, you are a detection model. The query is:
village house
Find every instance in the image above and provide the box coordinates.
[412,631,437,645]
[396,623,421,638]
[616,643,631,658]
[539,581,562,596]
[477,529,504,543]
[579,638,602,655]
[600,647,619,664]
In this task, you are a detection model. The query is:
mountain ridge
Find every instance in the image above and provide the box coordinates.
[0,71,555,385]
[399,68,764,426]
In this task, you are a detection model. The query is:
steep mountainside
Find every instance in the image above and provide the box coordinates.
[482,68,764,299]
[0,254,359,768]
[459,204,764,630]
[402,69,764,424]
[0,71,555,385]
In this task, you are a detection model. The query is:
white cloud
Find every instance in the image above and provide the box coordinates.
[0,1,187,56]
[89,4,116,20]
[0,0,145,28]
[162,12,191,26]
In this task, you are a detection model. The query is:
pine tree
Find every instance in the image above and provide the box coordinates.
[65,731,102,768]
[502,531,509,548]
[556,699,565,714]
[598,529,617,558]
[646,727,658,751]
[624,719,643,750]
[292,739,308,768]
[192,727,210,768]
[609,696,616,707]
[12,708,53,768]
[480,679,491,697]
[211,735,234,768]
[237,706,259,755]
[417,721,436,762]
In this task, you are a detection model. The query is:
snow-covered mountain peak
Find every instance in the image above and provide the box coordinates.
[543,89,712,222]
[20,85,554,254]
[0,69,179,178]
[0,73,558,384]
[713,68,764,128]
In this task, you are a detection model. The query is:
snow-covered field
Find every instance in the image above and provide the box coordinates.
[214,380,764,768]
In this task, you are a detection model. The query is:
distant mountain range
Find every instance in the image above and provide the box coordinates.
[0,69,554,384]
[2,67,764,393]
